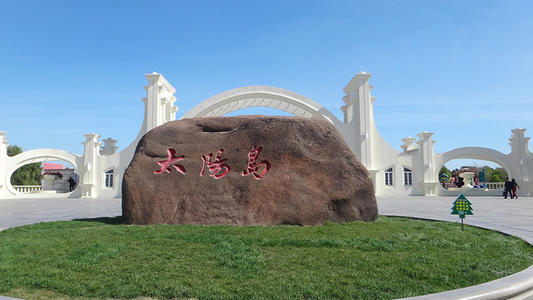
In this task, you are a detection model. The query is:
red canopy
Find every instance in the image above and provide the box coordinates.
[43,163,64,170]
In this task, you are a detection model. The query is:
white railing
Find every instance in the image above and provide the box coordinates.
[486,182,505,190]
[13,185,43,193]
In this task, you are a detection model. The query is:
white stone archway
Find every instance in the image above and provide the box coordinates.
[435,147,513,196]
[1,72,531,198]
[2,148,82,197]
[181,86,344,130]
[437,147,512,177]
[9,149,80,170]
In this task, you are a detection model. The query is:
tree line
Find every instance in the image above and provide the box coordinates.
[439,165,508,183]
[7,145,42,185]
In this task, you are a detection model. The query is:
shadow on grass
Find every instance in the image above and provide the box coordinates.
[73,216,125,225]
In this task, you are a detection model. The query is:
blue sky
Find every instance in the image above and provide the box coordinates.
[1,1,532,169]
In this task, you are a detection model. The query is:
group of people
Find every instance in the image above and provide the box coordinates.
[504,177,520,199]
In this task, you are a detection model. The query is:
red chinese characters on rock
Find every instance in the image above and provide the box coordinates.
[200,149,231,179]
[242,146,271,180]
[154,146,271,180]
[154,148,186,175]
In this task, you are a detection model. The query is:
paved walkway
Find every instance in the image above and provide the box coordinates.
[0,197,121,231]
[1,195,530,239]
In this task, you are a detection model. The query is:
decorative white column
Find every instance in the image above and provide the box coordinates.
[417,131,438,195]
[80,133,101,198]
[400,137,417,152]
[0,131,7,191]
[100,138,118,156]
[509,128,530,183]
[142,72,178,133]
[341,71,374,169]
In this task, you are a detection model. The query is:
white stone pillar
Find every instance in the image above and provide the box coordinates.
[417,131,438,195]
[80,133,101,198]
[0,131,7,191]
[341,71,373,169]
[142,72,178,133]
[509,128,530,183]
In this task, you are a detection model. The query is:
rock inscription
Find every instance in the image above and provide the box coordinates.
[122,116,378,225]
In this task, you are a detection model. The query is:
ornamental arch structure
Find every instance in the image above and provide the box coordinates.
[180,86,344,129]
[435,147,513,196]
[0,72,531,198]
[433,130,532,196]
[0,147,82,197]
[9,149,80,172]
[437,147,512,178]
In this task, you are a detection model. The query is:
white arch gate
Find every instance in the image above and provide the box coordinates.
[438,147,512,175]
[436,147,513,196]
[0,72,531,198]
[1,147,82,197]
[181,86,344,129]
[8,149,80,171]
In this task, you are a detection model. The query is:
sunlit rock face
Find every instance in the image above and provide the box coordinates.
[122,116,377,226]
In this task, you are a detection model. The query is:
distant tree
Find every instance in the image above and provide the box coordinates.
[483,165,507,182]
[7,145,22,156]
[441,164,508,184]
[7,145,42,186]
[439,166,452,181]
[491,168,507,182]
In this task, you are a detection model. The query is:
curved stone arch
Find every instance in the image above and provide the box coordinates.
[5,149,82,195]
[181,86,344,129]
[436,147,512,178]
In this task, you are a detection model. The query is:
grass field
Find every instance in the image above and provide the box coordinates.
[1,216,532,300]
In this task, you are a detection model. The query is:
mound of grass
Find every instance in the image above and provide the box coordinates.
[0,216,532,299]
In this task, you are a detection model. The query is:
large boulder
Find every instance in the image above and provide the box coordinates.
[122,116,377,225]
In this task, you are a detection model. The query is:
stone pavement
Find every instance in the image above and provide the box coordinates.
[0,197,121,231]
[1,195,530,238]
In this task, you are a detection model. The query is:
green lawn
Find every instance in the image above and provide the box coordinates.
[0,216,532,300]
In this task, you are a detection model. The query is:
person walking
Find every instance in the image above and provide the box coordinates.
[512,178,520,199]
[67,177,76,192]
[504,177,513,199]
